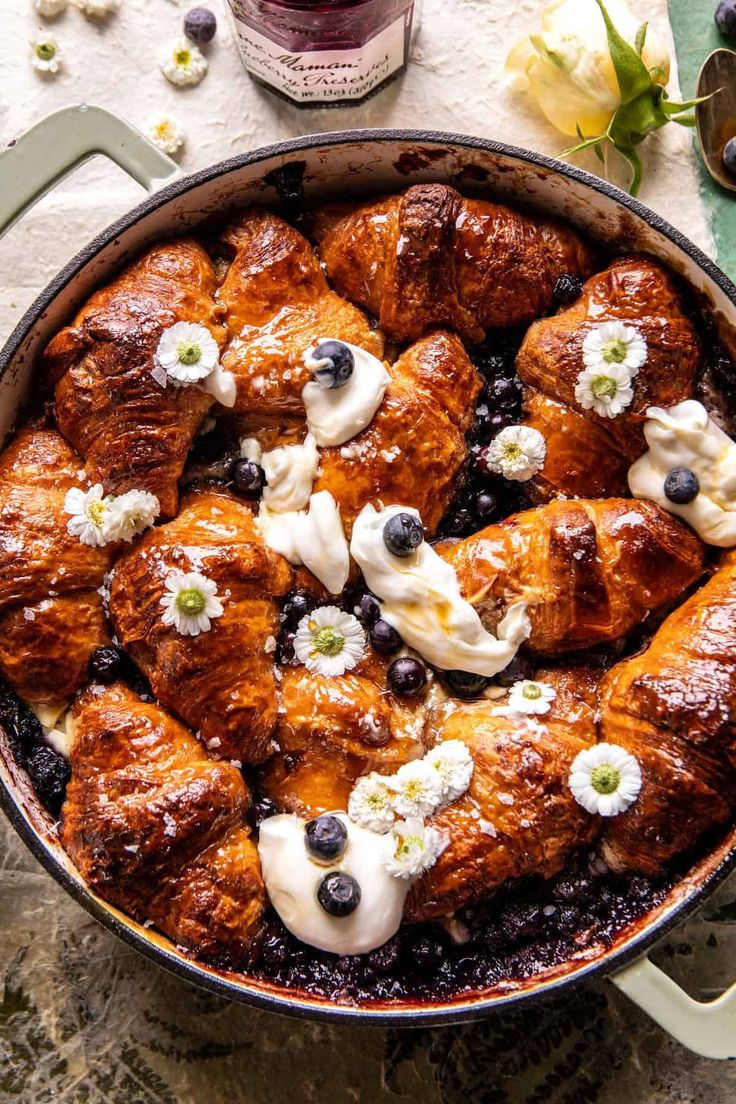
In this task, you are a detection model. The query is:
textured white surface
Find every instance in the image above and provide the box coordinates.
[0,0,714,343]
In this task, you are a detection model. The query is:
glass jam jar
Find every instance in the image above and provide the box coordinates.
[227,0,420,107]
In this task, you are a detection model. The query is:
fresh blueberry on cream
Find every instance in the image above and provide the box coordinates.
[382,512,424,557]
[663,467,700,505]
[305,815,349,862]
[301,339,391,447]
[317,871,361,917]
[307,340,355,390]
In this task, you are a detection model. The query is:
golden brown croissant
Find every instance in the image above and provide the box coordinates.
[47,239,225,517]
[61,682,265,962]
[598,551,736,875]
[0,428,110,707]
[407,666,601,922]
[304,183,598,343]
[216,208,384,414]
[108,488,293,763]
[313,330,480,536]
[517,256,700,502]
[259,652,427,816]
[440,497,704,654]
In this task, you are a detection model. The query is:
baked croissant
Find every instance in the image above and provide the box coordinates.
[407,666,601,923]
[47,239,225,517]
[313,330,480,535]
[108,488,293,763]
[304,183,598,343]
[61,683,265,962]
[259,652,427,816]
[440,497,704,654]
[517,256,700,502]
[216,208,384,414]
[0,428,110,707]
[599,551,736,874]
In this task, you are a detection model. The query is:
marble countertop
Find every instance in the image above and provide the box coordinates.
[2,0,736,1100]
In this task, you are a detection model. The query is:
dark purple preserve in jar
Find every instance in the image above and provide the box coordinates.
[227,0,420,106]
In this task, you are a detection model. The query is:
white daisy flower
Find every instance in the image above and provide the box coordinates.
[507,679,557,716]
[386,759,444,819]
[425,740,474,804]
[106,490,160,543]
[64,484,113,546]
[582,321,648,374]
[385,817,449,879]
[154,322,219,385]
[293,606,365,677]
[348,773,396,834]
[34,0,68,15]
[568,742,642,817]
[30,35,62,73]
[574,364,635,419]
[160,571,224,636]
[145,116,185,157]
[484,425,546,482]
[161,37,208,87]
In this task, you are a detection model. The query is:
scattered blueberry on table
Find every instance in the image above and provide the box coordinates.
[723,136,736,178]
[184,7,217,44]
[715,0,736,38]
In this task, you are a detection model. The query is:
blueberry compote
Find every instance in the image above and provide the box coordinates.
[0,682,70,817]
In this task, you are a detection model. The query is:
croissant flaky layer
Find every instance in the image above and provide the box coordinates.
[108,488,293,763]
[305,183,598,342]
[0,429,110,704]
[61,683,266,962]
[599,552,736,874]
[440,498,705,654]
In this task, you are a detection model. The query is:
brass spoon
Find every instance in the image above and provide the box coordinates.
[696,48,736,194]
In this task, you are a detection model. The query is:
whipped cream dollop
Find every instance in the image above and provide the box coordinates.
[258,813,409,955]
[350,504,530,676]
[257,490,350,594]
[261,433,320,514]
[628,401,736,547]
[302,340,391,448]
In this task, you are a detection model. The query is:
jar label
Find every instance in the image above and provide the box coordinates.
[230,13,409,104]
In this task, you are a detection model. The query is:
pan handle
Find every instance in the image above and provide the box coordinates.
[0,103,179,239]
[611,954,736,1059]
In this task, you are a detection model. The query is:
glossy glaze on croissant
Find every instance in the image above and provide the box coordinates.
[517,256,700,502]
[598,551,736,875]
[440,498,705,654]
[47,239,225,517]
[108,488,293,763]
[217,208,384,414]
[0,429,110,706]
[61,683,265,962]
[407,666,601,922]
[305,183,598,342]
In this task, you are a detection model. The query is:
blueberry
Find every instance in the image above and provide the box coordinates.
[474,351,507,378]
[355,592,381,627]
[500,902,544,946]
[487,376,521,411]
[89,644,125,683]
[664,467,700,504]
[552,273,584,309]
[723,136,736,177]
[249,794,278,828]
[184,6,217,43]
[309,340,354,390]
[367,934,403,973]
[0,690,43,758]
[231,458,263,494]
[369,619,402,655]
[382,512,424,557]
[305,815,348,862]
[261,932,289,971]
[495,653,535,688]
[715,0,736,37]
[409,933,444,973]
[26,745,71,816]
[439,507,474,537]
[317,871,361,917]
[442,670,491,699]
[388,657,427,698]
[473,490,501,525]
[276,631,297,666]
[280,591,315,630]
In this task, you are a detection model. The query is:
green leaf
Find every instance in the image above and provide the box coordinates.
[672,114,697,127]
[594,0,652,103]
[614,143,643,196]
[560,132,609,158]
[635,22,648,56]
[594,143,605,163]
[660,93,715,114]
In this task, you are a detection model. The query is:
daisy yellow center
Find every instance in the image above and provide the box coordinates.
[312,626,345,657]
[156,123,174,139]
[86,501,107,526]
[396,835,421,857]
[176,340,202,366]
[522,683,543,700]
[176,587,206,616]
[367,790,387,810]
[502,442,522,461]
[590,763,621,795]
[404,779,425,800]
[600,338,627,365]
[36,42,56,60]
[175,48,192,67]
[590,374,618,400]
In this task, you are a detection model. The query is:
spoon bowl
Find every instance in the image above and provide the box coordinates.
[696,47,736,194]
